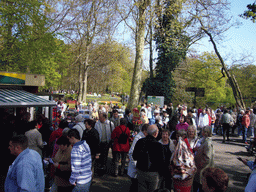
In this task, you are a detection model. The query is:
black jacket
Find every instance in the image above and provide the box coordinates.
[82,128,100,156]
[133,135,165,174]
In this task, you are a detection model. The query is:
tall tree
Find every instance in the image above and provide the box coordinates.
[126,0,150,110]
[143,0,190,104]
[61,0,118,103]
[186,0,245,109]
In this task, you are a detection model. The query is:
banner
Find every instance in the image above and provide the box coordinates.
[147,96,164,108]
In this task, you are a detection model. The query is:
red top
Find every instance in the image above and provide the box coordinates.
[184,138,193,153]
[49,128,63,146]
[198,108,203,117]
[242,114,250,128]
[208,115,212,126]
[111,125,130,152]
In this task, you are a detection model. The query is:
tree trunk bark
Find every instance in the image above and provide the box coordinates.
[82,46,90,102]
[149,2,154,79]
[127,1,147,110]
[78,60,83,103]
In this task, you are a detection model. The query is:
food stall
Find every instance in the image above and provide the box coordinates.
[0,71,56,120]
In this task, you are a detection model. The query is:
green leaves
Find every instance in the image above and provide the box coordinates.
[0,0,70,90]
[179,52,236,106]
[241,3,256,23]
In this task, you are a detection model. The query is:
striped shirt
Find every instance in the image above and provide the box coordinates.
[69,140,92,185]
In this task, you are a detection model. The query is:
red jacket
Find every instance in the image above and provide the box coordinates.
[49,128,63,146]
[111,125,130,152]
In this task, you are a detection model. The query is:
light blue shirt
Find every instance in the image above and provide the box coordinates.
[5,149,45,192]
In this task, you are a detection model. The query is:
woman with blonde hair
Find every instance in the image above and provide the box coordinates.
[187,125,199,153]
[193,126,214,192]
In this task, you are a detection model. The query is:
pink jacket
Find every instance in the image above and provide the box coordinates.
[176,122,189,131]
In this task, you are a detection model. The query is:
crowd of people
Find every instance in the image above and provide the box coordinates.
[5,101,256,192]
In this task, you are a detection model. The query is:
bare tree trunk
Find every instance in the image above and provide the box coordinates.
[127,1,148,110]
[82,46,90,102]
[202,27,245,109]
[149,2,154,79]
[78,60,83,103]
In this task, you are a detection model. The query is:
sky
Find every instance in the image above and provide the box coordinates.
[190,0,256,65]
[115,0,256,67]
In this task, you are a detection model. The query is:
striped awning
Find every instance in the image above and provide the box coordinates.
[0,89,56,107]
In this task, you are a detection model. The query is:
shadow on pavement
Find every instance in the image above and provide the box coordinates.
[90,157,131,192]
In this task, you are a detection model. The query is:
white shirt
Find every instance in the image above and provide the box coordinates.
[198,113,209,128]
[127,132,146,178]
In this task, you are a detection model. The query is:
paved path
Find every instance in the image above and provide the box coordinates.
[211,135,254,192]
[91,135,254,192]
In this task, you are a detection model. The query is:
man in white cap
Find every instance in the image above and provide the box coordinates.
[72,114,86,139]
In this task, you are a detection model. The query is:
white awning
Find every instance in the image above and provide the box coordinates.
[0,89,56,107]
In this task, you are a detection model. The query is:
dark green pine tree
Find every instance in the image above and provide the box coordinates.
[143,0,190,104]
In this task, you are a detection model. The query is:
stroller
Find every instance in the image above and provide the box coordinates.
[246,137,256,156]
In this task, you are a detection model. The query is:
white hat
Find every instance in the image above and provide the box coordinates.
[75,114,84,122]
[154,110,160,114]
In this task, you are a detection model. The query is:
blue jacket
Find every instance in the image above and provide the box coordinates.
[5,149,45,192]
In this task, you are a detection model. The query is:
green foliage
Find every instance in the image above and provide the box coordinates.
[229,64,256,105]
[0,0,50,70]
[0,0,70,90]
[241,2,256,23]
[86,41,134,94]
[182,52,236,107]
[143,0,190,104]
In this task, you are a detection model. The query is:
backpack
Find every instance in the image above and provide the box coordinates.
[118,127,128,144]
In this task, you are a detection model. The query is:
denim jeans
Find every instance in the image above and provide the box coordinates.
[248,126,254,137]
[211,123,215,134]
[242,125,248,142]
[72,180,91,192]
[238,123,243,136]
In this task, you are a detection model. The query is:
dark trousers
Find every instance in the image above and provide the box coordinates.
[91,155,96,179]
[222,123,230,141]
[137,170,160,192]
[112,151,127,175]
[159,173,172,191]
[242,125,248,142]
[58,186,74,192]
[129,178,138,192]
[193,181,203,192]
[98,142,110,169]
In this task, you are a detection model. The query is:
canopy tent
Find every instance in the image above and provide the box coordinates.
[0,89,56,108]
